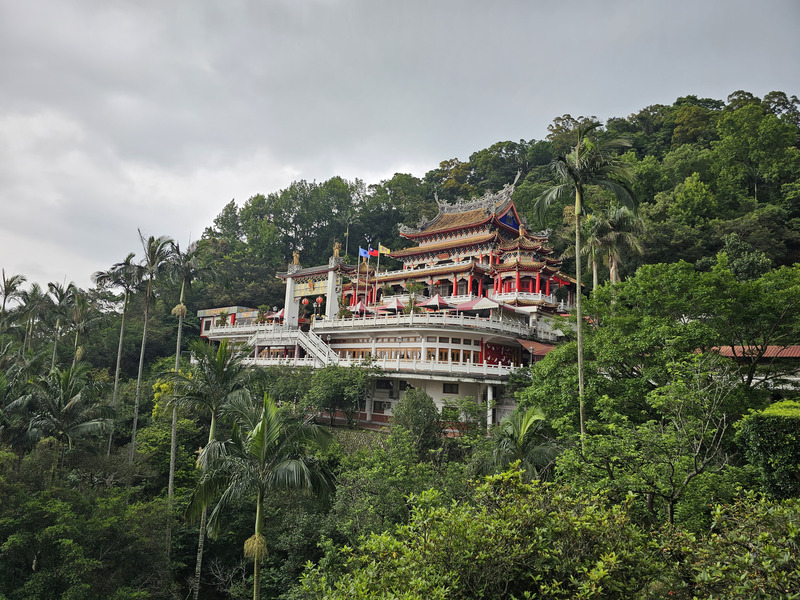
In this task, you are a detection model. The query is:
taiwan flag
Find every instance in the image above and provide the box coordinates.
[368,247,379,257]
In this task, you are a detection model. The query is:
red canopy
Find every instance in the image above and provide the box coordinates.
[416,294,453,310]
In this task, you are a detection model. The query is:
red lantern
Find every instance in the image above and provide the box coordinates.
[302,298,309,305]
[316,296,323,304]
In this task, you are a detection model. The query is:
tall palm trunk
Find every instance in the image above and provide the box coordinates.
[108,291,129,456]
[51,318,60,371]
[252,492,265,600]
[129,281,152,463]
[167,281,186,555]
[575,188,586,450]
[193,411,218,599]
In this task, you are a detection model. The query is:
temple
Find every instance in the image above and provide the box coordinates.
[198,183,576,426]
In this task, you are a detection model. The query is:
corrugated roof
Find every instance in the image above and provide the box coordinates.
[517,339,556,355]
[715,345,800,359]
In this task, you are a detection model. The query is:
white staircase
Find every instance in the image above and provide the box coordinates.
[247,326,337,367]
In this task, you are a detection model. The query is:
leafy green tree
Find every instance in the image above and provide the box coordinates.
[390,388,441,457]
[662,491,800,598]
[302,469,658,600]
[188,394,332,600]
[535,123,636,445]
[667,172,718,226]
[736,400,800,499]
[557,354,745,525]
[302,363,379,427]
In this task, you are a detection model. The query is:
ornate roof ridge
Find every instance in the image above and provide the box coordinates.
[399,176,522,236]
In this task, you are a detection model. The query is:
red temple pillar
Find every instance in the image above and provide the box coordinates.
[546,277,551,296]
[515,268,520,292]
[536,271,541,293]
[467,274,473,296]
[478,278,483,296]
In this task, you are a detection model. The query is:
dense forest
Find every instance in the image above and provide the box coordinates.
[1,90,800,599]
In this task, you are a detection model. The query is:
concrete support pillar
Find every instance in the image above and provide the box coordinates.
[326,269,337,320]
[284,276,299,327]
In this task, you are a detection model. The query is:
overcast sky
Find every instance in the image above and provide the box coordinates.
[1,0,798,290]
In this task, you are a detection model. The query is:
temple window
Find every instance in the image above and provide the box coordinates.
[443,383,459,394]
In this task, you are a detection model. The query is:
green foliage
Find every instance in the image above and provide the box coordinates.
[662,491,800,599]
[302,363,379,427]
[390,389,441,457]
[737,400,800,499]
[302,469,658,600]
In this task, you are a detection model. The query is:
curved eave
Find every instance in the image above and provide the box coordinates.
[390,232,498,258]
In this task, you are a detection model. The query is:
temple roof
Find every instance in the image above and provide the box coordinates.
[398,182,525,238]
[390,232,498,258]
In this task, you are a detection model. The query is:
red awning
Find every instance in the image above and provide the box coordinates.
[516,339,556,356]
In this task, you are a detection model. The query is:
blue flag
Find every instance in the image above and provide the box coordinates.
[358,247,369,258]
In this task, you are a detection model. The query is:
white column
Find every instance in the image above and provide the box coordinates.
[326,269,337,320]
[284,276,300,327]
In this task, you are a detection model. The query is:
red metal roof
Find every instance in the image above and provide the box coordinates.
[516,339,556,355]
[715,345,800,358]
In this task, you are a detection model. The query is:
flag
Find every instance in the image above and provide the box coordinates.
[358,247,369,258]
[368,247,379,257]
[378,243,391,254]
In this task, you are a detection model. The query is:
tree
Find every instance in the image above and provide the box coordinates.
[17,282,49,354]
[390,388,442,457]
[92,252,140,455]
[170,338,254,600]
[0,269,26,318]
[14,361,112,465]
[302,363,379,427]
[130,232,172,464]
[600,204,645,283]
[68,291,103,368]
[535,123,636,445]
[302,469,657,600]
[47,281,77,371]
[489,405,555,481]
[188,394,332,600]
[166,241,214,510]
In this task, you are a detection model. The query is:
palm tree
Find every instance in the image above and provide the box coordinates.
[599,204,645,284]
[165,240,214,557]
[19,283,50,354]
[535,125,635,446]
[188,393,332,600]
[169,338,254,600]
[69,291,103,368]
[13,360,112,466]
[92,253,140,455]
[490,405,556,481]
[47,281,77,371]
[129,232,173,463]
[1,270,26,318]
[167,240,214,500]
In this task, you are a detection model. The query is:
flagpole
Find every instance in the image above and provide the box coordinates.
[354,249,360,308]
[375,242,381,305]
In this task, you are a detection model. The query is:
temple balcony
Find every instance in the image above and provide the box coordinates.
[312,312,532,338]
[490,291,573,311]
[243,354,516,381]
